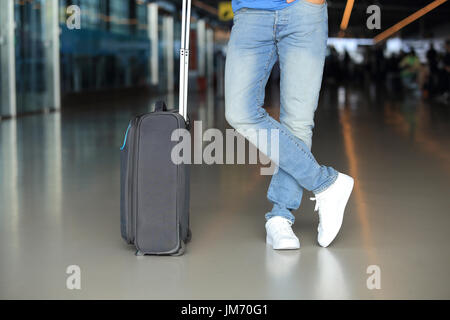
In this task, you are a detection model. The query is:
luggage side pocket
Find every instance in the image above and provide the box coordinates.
[120,123,132,243]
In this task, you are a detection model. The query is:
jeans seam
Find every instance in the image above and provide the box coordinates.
[257,45,277,107]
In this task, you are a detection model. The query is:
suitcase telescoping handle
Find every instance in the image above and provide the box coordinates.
[178,0,192,121]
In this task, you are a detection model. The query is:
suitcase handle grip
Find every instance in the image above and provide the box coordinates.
[178,0,192,121]
[155,101,168,112]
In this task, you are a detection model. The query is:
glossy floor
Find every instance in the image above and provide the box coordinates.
[0,85,449,299]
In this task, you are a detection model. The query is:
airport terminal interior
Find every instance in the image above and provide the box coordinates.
[1,0,449,299]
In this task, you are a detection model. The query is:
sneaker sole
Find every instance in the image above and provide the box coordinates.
[337,176,354,230]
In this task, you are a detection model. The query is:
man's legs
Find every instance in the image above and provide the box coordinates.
[266,0,329,223]
[225,2,353,248]
[225,5,337,201]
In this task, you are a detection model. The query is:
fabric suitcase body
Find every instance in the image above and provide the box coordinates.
[120,109,191,255]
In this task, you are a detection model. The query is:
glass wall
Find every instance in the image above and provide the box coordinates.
[158,13,168,91]
[109,0,130,35]
[0,35,3,115]
[14,0,59,114]
[0,0,17,117]
[149,3,178,92]
[1,0,214,117]
[136,1,148,38]
[59,0,151,93]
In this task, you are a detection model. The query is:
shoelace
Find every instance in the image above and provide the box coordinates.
[273,220,294,237]
[311,196,333,230]
[310,197,321,212]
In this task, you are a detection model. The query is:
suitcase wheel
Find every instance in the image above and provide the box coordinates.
[186,228,192,243]
[135,250,145,256]
[171,240,186,256]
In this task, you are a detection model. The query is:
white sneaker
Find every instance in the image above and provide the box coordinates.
[310,173,354,247]
[265,216,300,250]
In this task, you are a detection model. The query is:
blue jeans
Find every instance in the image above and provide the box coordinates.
[224,0,337,223]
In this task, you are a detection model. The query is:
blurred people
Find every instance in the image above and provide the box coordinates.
[373,45,387,83]
[418,62,430,95]
[435,39,450,103]
[425,43,440,96]
[324,46,341,84]
[426,43,438,72]
[399,48,420,91]
[320,40,448,101]
[341,50,353,82]
[386,52,402,92]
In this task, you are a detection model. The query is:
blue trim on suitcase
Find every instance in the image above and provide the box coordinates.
[120,123,131,150]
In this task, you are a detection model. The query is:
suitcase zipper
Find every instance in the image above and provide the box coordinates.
[128,117,139,243]
[120,123,131,151]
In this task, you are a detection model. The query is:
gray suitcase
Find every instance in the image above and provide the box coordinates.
[120,0,192,256]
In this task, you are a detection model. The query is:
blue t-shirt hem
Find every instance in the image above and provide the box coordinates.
[232,0,297,12]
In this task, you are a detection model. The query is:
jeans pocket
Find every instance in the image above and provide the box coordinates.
[233,7,247,22]
[289,1,328,38]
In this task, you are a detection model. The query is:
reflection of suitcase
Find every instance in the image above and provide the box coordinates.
[120,0,192,256]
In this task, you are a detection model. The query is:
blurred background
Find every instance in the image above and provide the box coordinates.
[1,0,449,118]
[0,0,449,299]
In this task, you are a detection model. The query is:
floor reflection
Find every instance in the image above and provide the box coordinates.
[314,249,348,299]
[0,120,19,250]
[0,85,449,299]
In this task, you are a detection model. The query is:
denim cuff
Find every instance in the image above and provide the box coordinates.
[312,169,338,194]
[265,204,296,224]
